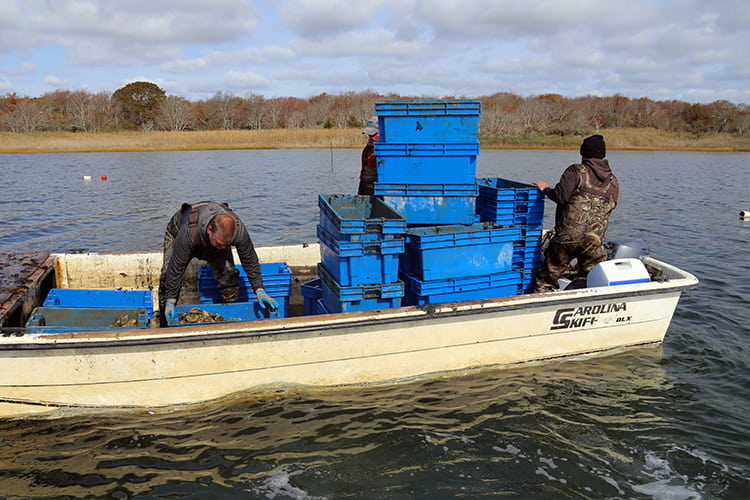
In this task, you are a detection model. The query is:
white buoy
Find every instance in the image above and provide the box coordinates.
[83,175,92,181]
[740,210,749,219]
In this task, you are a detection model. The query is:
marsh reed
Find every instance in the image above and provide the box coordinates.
[1,128,747,154]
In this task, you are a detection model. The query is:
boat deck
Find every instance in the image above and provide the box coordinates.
[0,250,320,328]
[0,252,56,328]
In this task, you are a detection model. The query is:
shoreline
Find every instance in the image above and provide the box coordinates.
[1,129,748,154]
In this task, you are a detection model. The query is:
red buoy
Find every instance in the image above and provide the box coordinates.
[101,174,107,181]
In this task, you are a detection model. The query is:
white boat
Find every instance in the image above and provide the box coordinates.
[0,243,698,418]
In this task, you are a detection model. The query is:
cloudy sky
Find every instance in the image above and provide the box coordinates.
[1,0,748,104]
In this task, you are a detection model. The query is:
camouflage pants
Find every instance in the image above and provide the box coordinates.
[158,212,240,326]
[534,231,607,292]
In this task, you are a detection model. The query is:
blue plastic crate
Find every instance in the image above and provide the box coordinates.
[374,142,479,184]
[375,100,481,143]
[375,183,478,225]
[519,278,536,295]
[521,267,539,281]
[318,264,404,313]
[513,244,543,271]
[318,194,407,241]
[519,224,544,241]
[25,306,150,332]
[476,199,545,226]
[512,231,544,272]
[477,178,545,202]
[315,298,330,315]
[317,224,404,286]
[476,178,545,225]
[198,262,292,303]
[42,288,154,319]
[402,223,523,281]
[167,300,283,326]
[301,278,323,315]
[198,290,291,311]
[403,270,522,306]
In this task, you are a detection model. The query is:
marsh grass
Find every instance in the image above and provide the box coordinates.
[0,129,366,153]
[480,128,750,151]
[1,127,748,154]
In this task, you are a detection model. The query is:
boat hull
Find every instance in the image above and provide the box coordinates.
[0,247,697,418]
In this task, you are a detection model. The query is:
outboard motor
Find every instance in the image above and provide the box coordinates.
[604,238,650,260]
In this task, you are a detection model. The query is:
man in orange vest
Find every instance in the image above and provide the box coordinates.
[358,115,379,195]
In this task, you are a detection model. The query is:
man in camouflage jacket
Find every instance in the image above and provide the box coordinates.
[157,201,278,326]
[532,134,619,292]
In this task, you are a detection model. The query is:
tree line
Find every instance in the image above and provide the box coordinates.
[1,81,747,135]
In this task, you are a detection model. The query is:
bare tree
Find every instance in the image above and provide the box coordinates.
[263,98,287,128]
[706,100,738,133]
[305,93,335,128]
[576,96,606,132]
[156,96,194,131]
[536,94,573,132]
[66,90,97,131]
[90,92,120,131]
[0,87,746,137]
[734,104,750,134]
[517,99,549,133]
[203,92,240,129]
[0,98,49,133]
[480,106,518,134]
[241,93,267,129]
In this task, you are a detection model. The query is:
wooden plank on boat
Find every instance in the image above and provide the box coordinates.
[0,252,54,327]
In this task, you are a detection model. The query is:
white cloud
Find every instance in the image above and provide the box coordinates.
[23,0,260,43]
[0,0,747,103]
[0,76,13,91]
[43,75,67,86]
[162,46,296,74]
[224,70,270,90]
[279,0,384,36]
[291,29,427,58]
[7,62,36,75]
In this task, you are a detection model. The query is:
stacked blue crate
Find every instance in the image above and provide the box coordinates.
[315,194,407,313]
[25,306,151,333]
[370,99,531,304]
[318,263,405,313]
[317,224,404,286]
[300,278,323,315]
[476,178,546,293]
[196,262,293,319]
[375,100,482,144]
[306,102,545,312]
[401,223,523,279]
[400,223,526,305]
[43,288,154,319]
[373,100,481,225]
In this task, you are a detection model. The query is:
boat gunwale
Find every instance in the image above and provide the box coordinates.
[0,256,698,351]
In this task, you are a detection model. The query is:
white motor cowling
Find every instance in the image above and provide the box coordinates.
[587,258,651,287]
[604,238,650,260]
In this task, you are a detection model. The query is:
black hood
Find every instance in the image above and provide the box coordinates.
[583,158,613,182]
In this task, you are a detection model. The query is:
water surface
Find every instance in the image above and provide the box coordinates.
[0,149,747,499]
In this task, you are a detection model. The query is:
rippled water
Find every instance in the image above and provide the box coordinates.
[0,149,748,499]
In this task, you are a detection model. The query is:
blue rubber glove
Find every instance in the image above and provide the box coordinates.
[255,288,279,312]
[164,298,176,323]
